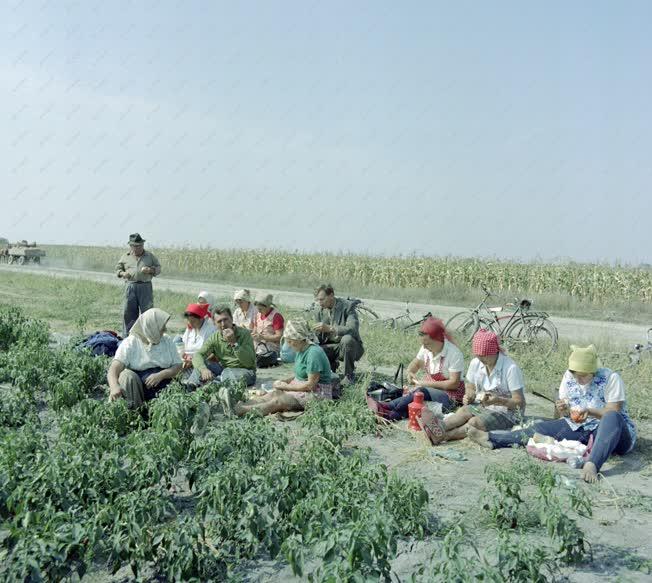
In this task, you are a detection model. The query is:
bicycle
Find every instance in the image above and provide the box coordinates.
[446,285,559,355]
[303,296,379,323]
[603,328,652,371]
[368,302,432,333]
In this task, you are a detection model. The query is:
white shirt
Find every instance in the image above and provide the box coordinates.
[465,353,525,413]
[416,340,464,378]
[181,318,217,355]
[233,304,256,329]
[114,335,183,371]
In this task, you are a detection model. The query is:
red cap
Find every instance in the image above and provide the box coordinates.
[184,303,209,319]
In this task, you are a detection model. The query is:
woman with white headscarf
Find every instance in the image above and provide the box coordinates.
[232,289,256,331]
[197,290,217,315]
[234,320,338,417]
[107,308,183,409]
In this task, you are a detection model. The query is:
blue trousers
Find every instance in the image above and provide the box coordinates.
[187,361,256,387]
[488,411,633,471]
[385,387,456,420]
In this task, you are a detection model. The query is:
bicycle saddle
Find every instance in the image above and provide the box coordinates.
[520,299,532,309]
[488,307,503,313]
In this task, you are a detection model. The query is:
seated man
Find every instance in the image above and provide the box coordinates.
[311,284,364,383]
[190,305,257,387]
[107,308,182,409]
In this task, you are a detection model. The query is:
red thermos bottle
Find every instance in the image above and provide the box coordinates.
[408,391,425,431]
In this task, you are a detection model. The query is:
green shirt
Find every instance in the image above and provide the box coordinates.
[294,344,332,384]
[193,326,256,371]
[115,249,161,283]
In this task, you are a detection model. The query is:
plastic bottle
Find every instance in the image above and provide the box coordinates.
[566,456,585,469]
[408,391,425,431]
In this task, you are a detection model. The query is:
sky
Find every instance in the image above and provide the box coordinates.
[1,1,651,264]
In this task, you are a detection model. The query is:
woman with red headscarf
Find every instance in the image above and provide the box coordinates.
[368,317,465,420]
[419,329,526,445]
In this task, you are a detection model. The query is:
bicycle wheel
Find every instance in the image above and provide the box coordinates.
[445,311,480,344]
[356,304,379,323]
[504,316,558,356]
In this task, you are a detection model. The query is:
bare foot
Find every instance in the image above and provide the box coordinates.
[466,426,494,449]
[581,461,599,483]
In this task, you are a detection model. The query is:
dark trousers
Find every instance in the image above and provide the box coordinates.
[321,334,364,378]
[385,387,456,420]
[488,411,633,471]
[123,281,154,335]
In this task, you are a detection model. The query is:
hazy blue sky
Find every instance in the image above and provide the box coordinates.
[1,1,651,263]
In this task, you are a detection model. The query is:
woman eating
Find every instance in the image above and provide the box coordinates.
[234,320,337,417]
[367,317,464,420]
[232,289,256,331]
[467,344,637,483]
[419,329,526,445]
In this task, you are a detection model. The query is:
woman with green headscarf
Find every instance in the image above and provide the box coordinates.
[467,344,637,484]
[234,319,337,417]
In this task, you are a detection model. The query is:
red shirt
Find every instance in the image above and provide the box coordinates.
[261,311,284,331]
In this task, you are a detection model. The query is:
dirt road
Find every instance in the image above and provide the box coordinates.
[1,264,647,345]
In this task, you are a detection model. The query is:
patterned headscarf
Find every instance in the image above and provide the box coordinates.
[284,319,318,344]
[130,308,170,350]
[472,329,501,356]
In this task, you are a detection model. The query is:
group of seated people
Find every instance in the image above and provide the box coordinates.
[107,284,363,412]
[365,319,637,483]
[106,288,637,484]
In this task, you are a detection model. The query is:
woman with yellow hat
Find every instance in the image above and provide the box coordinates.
[467,344,637,484]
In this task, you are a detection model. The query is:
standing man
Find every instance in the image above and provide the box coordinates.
[116,233,161,335]
[312,284,364,384]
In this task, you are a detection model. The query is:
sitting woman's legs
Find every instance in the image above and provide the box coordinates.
[587,411,633,472]
[384,387,456,420]
[235,389,303,417]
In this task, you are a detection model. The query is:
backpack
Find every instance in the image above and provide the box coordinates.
[256,342,280,368]
[81,330,122,357]
[366,363,405,402]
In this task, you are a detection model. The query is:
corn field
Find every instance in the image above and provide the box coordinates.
[45,245,652,303]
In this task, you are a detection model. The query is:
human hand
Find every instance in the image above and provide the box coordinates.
[570,408,588,423]
[182,359,192,370]
[555,399,570,416]
[200,368,214,382]
[481,393,501,407]
[109,386,123,401]
[313,323,329,334]
[407,373,418,385]
[273,380,285,389]
[463,392,476,406]
[140,266,154,275]
[144,373,162,388]
[222,328,236,344]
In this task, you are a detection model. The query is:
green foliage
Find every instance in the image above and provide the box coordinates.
[299,385,376,446]
[481,455,591,565]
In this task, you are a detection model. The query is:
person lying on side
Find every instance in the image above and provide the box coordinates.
[234,320,337,417]
[107,308,182,409]
[419,329,525,445]
[467,344,637,484]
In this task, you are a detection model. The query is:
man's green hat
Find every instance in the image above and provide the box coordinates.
[128,233,146,245]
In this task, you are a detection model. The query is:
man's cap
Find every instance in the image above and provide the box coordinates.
[128,233,146,245]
